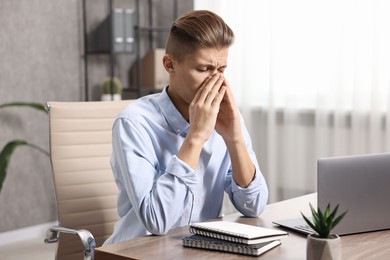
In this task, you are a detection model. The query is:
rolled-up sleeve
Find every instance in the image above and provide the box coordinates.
[230,170,268,217]
[224,117,269,217]
[112,118,201,235]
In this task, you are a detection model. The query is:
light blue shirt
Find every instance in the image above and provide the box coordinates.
[104,87,268,245]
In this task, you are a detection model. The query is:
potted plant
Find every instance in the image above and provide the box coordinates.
[101,76,123,101]
[301,203,347,260]
[0,102,49,193]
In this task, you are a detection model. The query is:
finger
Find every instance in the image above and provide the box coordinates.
[223,78,230,88]
[204,75,225,106]
[212,85,227,112]
[220,79,235,109]
[222,78,233,98]
[192,75,213,105]
[198,73,222,104]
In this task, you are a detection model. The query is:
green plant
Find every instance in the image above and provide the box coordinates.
[0,102,49,193]
[301,203,347,238]
[102,76,123,94]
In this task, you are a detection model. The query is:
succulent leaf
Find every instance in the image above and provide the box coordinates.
[301,202,347,238]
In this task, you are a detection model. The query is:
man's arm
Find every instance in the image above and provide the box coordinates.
[224,119,269,217]
[215,79,255,188]
[112,118,200,235]
[225,138,256,188]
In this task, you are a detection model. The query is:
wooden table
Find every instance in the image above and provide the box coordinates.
[95,193,390,259]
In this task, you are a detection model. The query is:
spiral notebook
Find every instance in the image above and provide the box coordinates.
[189,221,288,245]
[183,234,281,256]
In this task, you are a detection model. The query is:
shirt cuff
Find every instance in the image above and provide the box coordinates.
[165,155,200,188]
[231,170,261,193]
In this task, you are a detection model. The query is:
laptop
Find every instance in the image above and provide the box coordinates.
[273,152,390,235]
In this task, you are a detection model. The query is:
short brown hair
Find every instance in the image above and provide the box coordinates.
[166,10,234,62]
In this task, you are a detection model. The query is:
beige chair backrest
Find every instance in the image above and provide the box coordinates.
[47,100,133,260]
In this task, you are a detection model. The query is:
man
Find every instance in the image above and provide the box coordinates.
[104,10,268,245]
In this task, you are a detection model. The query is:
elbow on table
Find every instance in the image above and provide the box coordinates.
[144,221,171,236]
[241,207,264,218]
[239,194,268,217]
[147,226,170,236]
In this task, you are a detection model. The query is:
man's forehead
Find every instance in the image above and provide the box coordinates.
[188,47,229,65]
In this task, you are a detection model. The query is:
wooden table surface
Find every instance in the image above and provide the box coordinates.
[95,193,390,259]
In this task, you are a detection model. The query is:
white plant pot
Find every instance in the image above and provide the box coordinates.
[306,234,341,260]
[101,94,122,101]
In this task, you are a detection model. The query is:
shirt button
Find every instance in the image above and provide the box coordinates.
[176,129,180,133]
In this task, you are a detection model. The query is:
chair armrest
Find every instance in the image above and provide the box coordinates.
[44,225,96,260]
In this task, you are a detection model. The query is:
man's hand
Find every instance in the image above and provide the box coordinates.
[187,73,226,143]
[214,79,256,188]
[215,79,243,144]
[177,73,226,169]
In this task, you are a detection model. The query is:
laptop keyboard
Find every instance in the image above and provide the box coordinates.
[294,224,315,234]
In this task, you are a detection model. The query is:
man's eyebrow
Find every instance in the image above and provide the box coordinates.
[197,63,227,69]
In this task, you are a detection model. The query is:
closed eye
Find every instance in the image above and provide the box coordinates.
[218,67,226,73]
[197,66,213,72]
[197,66,227,73]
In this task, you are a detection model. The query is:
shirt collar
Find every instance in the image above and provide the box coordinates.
[157,87,189,135]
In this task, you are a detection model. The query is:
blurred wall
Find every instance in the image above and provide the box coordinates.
[0,0,193,233]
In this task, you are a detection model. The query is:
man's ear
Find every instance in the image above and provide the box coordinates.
[163,54,175,74]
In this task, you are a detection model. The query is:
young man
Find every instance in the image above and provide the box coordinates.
[104,10,268,245]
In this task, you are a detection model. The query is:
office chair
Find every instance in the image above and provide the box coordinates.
[44,100,133,260]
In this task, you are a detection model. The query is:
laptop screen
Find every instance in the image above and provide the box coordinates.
[318,153,390,235]
[273,153,390,235]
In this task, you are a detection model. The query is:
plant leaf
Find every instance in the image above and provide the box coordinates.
[304,202,348,238]
[329,203,340,221]
[0,140,49,193]
[317,208,326,237]
[301,212,319,234]
[309,203,319,225]
[324,203,331,220]
[0,102,47,113]
[331,210,348,230]
[0,140,27,192]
